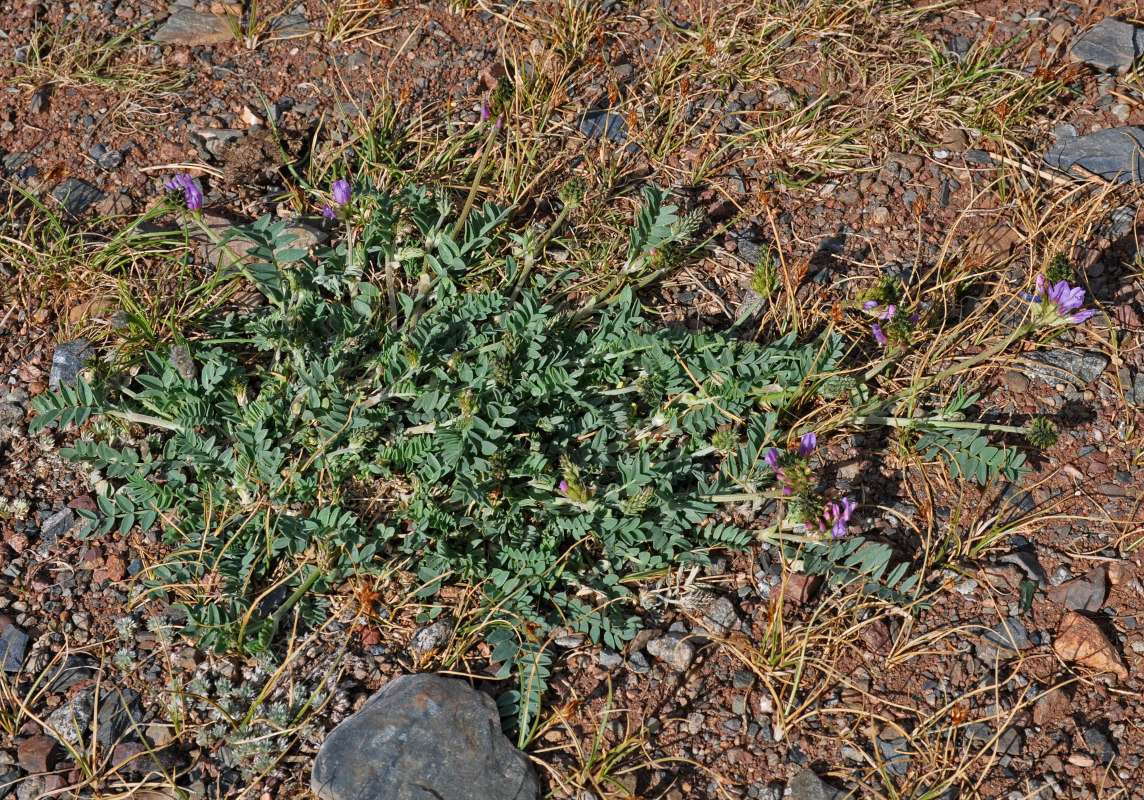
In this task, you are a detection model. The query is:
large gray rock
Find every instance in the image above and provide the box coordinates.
[1045,126,1144,183]
[0,625,28,672]
[1071,18,1144,73]
[51,179,105,217]
[1024,348,1109,388]
[49,338,92,390]
[311,674,539,800]
[787,769,844,800]
[152,12,235,45]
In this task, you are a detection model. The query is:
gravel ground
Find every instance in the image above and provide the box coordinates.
[1,0,1143,798]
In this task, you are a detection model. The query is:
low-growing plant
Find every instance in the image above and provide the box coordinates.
[30,156,1097,734]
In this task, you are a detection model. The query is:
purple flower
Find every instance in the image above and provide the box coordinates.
[877,304,896,320]
[332,179,352,206]
[165,173,203,211]
[862,300,879,311]
[321,203,336,218]
[1030,274,1095,325]
[480,103,491,121]
[871,323,887,344]
[908,312,920,324]
[558,480,569,494]
[821,496,857,538]
[797,432,817,457]
[764,448,780,471]
[496,114,504,130]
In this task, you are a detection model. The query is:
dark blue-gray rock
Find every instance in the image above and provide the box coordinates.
[1023,348,1109,388]
[0,625,29,672]
[974,618,1028,663]
[1048,566,1107,612]
[29,89,49,115]
[40,508,76,546]
[876,736,912,776]
[999,551,1048,588]
[578,110,627,142]
[311,674,539,800]
[1132,370,1144,405]
[1071,18,1144,73]
[269,13,310,35]
[43,654,99,692]
[90,144,124,170]
[49,338,92,390]
[152,11,235,45]
[0,771,19,800]
[997,727,1024,755]
[51,179,106,217]
[1084,726,1115,763]
[626,650,650,673]
[1045,126,1144,182]
[96,688,144,747]
[787,769,844,800]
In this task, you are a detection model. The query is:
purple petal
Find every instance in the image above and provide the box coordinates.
[558,480,569,494]
[878,304,896,320]
[863,300,879,311]
[872,323,887,345]
[322,203,337,218]
[764,448,780,470]
[908,312,920,324]
[332,179,352,206]
[1068,308,1095,324]
[839,496,857,521]
[480,103,491,121]
[798,432,817,457]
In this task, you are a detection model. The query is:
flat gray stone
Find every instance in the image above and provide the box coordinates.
[0,626,28,672]
[1048,567,1107,612]
[1023,348,1109,388]
[42,654,99,692]
[40,508,76,545]
[152,11,235,45]
[44,691,94,746]
[876,736,912,776]
[1133,370,1144,405]
[270,13,310,35]
[578,110,627,142]
[409,617,453,653]
[1044,125,1144,182]
[998,551,1048,588]
[311,674,539,800]
[1071,18,1144,73]
[974,618,1028,664]
[51,178,105,217]
[49,338,92,391]
[646,633,696,671]
[698,596,739,637]
[96,688,143,747]
[787,769,844,800]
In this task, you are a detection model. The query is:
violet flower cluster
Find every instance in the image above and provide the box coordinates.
[864,300,919,346]
[165,173,203,211]
[1023,274,1095,326]
[764,432,857,538]
[322,179,353,218]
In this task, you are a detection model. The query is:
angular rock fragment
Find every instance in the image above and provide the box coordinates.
[1071,18,1144,73]
[311,674,539,800]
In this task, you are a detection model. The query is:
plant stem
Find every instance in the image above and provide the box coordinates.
[508,203,573,300]
[851,415,1027,435]
[451,122,499,240]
